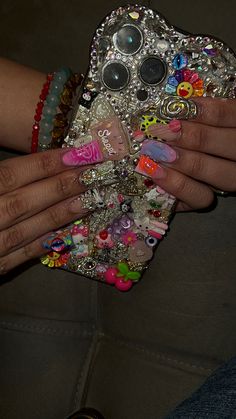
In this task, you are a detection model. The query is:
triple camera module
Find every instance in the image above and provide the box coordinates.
[101,24,167,95]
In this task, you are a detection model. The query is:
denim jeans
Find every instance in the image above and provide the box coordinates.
[166,357,236,419]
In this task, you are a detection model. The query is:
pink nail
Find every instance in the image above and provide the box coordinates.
[169,119,182,133]
[62,141,104,166]
[148,119,182,141]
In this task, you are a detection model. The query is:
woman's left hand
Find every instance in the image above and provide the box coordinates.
[135,97,236,211]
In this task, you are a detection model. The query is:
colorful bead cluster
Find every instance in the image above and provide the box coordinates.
[42,4,236,290]
[31,68,82,152]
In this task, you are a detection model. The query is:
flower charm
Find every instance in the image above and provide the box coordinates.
[165,68,204,98]
[122,231,137,246]
[41,252,69,268]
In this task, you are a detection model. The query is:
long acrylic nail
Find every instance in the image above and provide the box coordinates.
[62,141,104,166]
[140,140,177,163]
[135,155,166,179]
[148,119,182,141]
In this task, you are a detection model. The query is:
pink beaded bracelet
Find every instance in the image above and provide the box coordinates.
[31,73,54,153]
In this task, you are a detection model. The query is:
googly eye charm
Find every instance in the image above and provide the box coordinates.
[145,235,159,247]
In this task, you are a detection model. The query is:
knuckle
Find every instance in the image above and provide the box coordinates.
[171,173,188,196]
[47,206,64,229]
[5,193,28,221]
[0,164,16,193]
[22,243,36,260]
[183,124,206,151]
[215,101,228,124]
[188,154,205,177]
[56,172,78,198]
[37,152,58,178]
[201,188,215,209]
[3,226,25,254]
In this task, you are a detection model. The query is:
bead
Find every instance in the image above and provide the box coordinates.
[104,267,118,284]
[153,210,161,218]
[50,81,64,95]
[42,105,55,119]
[40,119,54,134]
[46,94,60,107]
[32,123,39,132]
[115,278,133,291]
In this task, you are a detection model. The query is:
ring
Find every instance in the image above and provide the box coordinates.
[212,188,229,197]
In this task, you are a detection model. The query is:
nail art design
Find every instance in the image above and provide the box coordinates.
[140,140,177,162]
[63,141,103,166]
[135,155,165,179]
[148,120,181,141]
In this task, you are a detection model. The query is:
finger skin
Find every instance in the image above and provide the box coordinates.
[0,194,89,258]
[0,167,87,230]
[152,166,215,210]
[167,148,236,193]
[0,148,75,195]
[192,97,236,128]
[0,235,49,275]
[167,121,236,161]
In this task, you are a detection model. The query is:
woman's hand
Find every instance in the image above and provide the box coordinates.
[136,97,236,211]
[0,149,89,274]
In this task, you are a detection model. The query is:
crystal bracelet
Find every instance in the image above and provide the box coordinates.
[38,67,72,151]
[31,73,54,153]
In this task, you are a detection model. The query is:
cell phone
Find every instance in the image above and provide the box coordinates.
[42,4,236,291]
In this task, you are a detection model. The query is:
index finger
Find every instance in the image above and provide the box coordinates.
[0,148,72,195]
[192,97,236,128]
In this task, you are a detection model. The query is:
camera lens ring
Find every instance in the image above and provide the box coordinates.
[113,24,143,56]
[102,61,130,91]
[139,56,167,86]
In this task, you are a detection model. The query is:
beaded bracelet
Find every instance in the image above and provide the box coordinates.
[31,73,53,153]
[32,68,83,152]
[38,67,72,151]
[50,72,83,149]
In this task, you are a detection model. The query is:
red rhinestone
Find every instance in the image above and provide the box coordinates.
[32,130,38,138]
[47,73,54,81]
[32,123,39,132]
[37,102,44,110]
[99,230,108,240]
[34,113,41,122]
[144,178,154,187]
[153,210,161,218]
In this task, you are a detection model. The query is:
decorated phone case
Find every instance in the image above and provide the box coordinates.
[42,4,236,291]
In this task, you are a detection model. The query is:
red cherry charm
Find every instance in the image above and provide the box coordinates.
[115,278,133,292]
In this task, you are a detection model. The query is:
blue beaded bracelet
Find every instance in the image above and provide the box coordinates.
[38,67,72,151]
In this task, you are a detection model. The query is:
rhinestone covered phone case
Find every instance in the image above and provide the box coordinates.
[42,4,236,291]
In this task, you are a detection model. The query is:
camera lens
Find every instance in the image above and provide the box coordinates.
[102,62,130,91]
[139,57,167,85]
[114,24,143,55]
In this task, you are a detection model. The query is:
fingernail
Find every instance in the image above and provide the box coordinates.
[148,119,182,141]
[74,188,105,212]
[79,161,117,187]
[140,140,177,163]
[135,155,166,179]
[62,141,104,166]
[69,197,86,213]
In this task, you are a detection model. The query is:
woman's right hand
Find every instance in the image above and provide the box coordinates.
[0,149,89,274]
